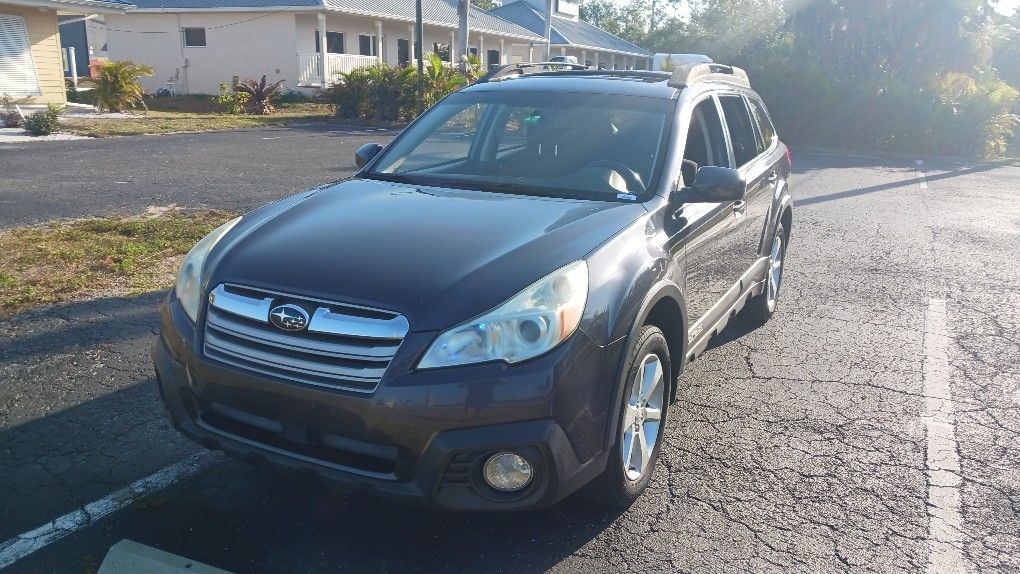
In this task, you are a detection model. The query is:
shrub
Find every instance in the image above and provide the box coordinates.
[1,93,22,128]
[213,82,249,114]
[329,53,475,122]
[331,65,417,121]
[94,60,154,112]
[23,105,62,136]
[275,89,309,106]
[234,75,285,115]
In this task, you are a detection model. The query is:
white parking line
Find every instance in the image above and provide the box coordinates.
[0,452,218,570]
[916,160,929,189]
[923,299,967,574]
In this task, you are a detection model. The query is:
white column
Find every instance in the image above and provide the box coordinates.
[376,21,384,64]
[317,12,327,85]
[528,42,534,61]
[68,46,78,87]
[593,51,599,68]
[580,49,586,66]
[450,30,456,64]
[559,46,566,56]
[500,38,505,64]
[610,53,615,69]
[408,24,415,64]
[479,35,484,66]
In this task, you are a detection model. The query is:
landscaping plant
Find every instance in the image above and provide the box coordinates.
[1,93,23,128]
[214,82,249,114]
[94,60,154,112]
[234,75,286,115]
[23,105,62,136]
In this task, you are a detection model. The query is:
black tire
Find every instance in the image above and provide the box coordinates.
[589,325,671,508]
[743,222,787,326]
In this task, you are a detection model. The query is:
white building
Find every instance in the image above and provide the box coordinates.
[104,0,546,94]
[489,0,651,70]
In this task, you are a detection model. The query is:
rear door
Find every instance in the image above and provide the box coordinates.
[717,94,774,270]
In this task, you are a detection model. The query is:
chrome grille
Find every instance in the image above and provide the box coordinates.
[202,284,408,393]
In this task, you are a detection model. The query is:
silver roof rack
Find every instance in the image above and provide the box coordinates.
[667,63,750,89]
[476,61,589,83]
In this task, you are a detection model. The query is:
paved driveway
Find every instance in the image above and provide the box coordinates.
[1,132,1018,573]
[0,124,395,228]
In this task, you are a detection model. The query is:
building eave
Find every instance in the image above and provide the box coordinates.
[2,0,133,13]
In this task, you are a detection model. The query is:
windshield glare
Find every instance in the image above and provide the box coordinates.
[366,91,673,201]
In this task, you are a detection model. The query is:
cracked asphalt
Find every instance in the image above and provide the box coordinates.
[1,129,1018,573]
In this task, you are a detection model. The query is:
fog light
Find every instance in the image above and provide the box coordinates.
[482,452,533,492]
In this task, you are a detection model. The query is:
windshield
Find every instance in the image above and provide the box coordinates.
[364,91,674,201]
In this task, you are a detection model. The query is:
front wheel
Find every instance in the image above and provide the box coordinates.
[743,222,787,326]
[590,325,671,508]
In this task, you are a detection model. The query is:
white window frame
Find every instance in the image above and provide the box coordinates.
[0,14,43,98]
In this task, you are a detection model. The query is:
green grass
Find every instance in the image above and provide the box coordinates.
[0,210,237,317]
[61,103,334,137]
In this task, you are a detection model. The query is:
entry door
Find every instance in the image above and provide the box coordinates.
[397,39,410,67]
[487,49,500,68]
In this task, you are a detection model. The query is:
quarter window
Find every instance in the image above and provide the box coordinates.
[182,27,206,47]
[719,95,758,167]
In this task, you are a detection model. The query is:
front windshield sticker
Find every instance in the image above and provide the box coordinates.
[617,193,638,201]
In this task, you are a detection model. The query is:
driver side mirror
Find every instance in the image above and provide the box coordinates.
[355,143,383,169]
[678,166,746,203]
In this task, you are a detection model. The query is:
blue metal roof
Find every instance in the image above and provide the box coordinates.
[129,0,542,40]
[487,1,651,56]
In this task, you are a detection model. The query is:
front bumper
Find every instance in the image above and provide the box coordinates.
[153,293,621,511]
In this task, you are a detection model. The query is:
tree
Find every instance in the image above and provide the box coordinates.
[471,0,500,9]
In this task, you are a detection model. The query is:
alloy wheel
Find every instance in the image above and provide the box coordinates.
[621,353,665,481]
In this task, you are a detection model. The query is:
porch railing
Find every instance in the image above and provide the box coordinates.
[298,53,380,87]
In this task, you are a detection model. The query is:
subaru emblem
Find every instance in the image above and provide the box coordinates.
[269,304,310,332]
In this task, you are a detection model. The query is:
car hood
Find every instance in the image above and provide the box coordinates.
[207,178,645,331]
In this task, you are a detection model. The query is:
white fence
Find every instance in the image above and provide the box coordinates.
[297,53,379,87]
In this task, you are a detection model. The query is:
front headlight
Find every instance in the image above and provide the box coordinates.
[418,261,588,369]
[174,217,241,322]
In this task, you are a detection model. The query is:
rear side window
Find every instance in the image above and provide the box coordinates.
[748,97,776,150]
[719,95,757,167]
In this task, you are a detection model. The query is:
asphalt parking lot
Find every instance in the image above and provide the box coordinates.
[1,129,1018,573]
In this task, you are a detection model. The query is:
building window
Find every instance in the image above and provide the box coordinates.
[182,27,206,47]
[433,42,450,61]
[359,35,377,57]
[0,14,42,97]
[315,31,345,54]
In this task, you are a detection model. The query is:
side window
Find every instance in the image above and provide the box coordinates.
[682,98,729,186]
[719,95,758,168]
[748,97,776,150]
[377,103,485,173]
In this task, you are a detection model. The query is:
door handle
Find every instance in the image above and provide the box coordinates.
[768,171,778,184]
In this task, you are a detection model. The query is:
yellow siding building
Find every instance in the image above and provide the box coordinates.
[0,0,132,105]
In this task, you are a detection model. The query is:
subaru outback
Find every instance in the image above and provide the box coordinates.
[153,62,793,510]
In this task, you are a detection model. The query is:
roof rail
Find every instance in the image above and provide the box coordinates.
[667,63,749,89]
[476,61,589,83]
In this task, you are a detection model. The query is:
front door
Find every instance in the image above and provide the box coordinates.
[673,96,749,332]
[397,39,410,67]
[487,49,500,68]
